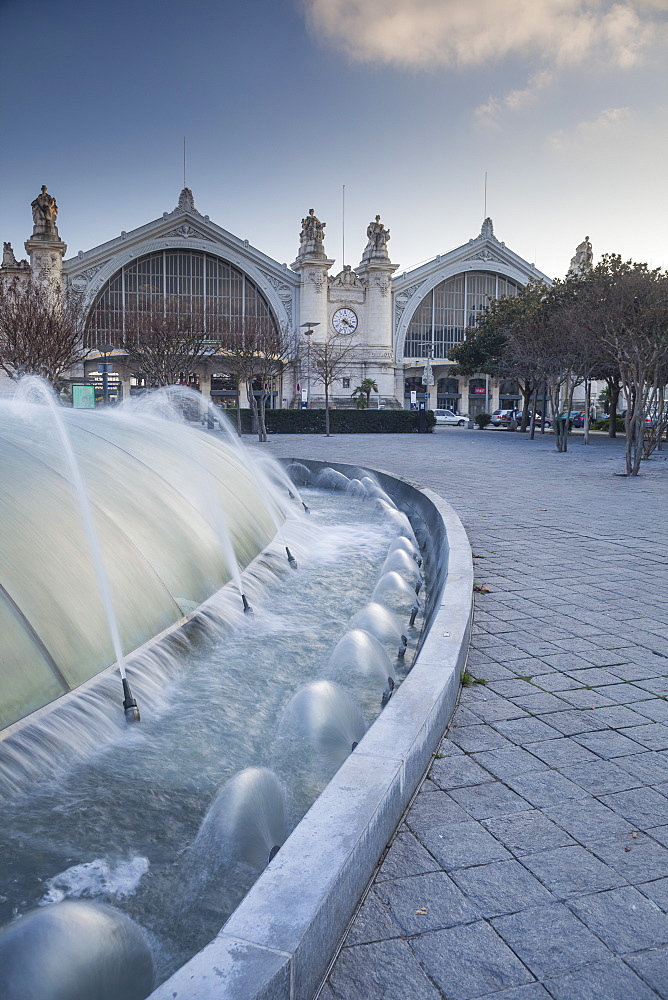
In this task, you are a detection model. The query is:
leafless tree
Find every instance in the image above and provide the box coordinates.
[123,300,214,391]
[308,332,360,436]
[0,276,89,384]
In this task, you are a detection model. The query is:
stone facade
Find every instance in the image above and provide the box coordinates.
[3,188,556,410]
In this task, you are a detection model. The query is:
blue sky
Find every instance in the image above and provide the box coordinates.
[1,0,666,281]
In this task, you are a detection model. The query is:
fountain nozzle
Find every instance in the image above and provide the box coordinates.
[398,634,408,658]
[415,579,422,596]
[302,501,310,514]
[242,594,254,615]
[286,546,298,569]
[122,678,140,722]
[409,604,419,628]
[381,677,395,708]
[288,489,296,500]
[268,845,280,863]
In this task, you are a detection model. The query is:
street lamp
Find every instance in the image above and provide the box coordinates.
[300,322,320,408]
[97,343,114,406]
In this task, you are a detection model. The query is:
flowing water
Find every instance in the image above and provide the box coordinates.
[0,484,424,986]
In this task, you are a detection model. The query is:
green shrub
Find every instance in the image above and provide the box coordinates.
[595,416,625,432]
[474,412,492,429]
[219,408,433,434]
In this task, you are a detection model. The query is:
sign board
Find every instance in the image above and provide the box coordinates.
[72,384,95,409]
[473,386,486,394]
[97,363,114,373]
[410,391,417,404]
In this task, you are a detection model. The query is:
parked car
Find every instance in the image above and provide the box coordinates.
[490,409,517,427]
[433,409,468,426]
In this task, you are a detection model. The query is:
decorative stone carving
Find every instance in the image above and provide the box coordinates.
[30,186,60,240]
[1,242,30,273]
[466,249,502,262]
[329,264,366,304]
[78,264,103,282]
[164,224,212,240]
[373,274,390,297]
[330,264,363,289]
[177,188,197,213]
[394,282,422,318]
[569,236,593,274]
[298,209,326,258]
[362,215,391,262]
[480,217,495,239]
[306,269,327,294]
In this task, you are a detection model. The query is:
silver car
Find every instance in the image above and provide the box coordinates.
[433,409,468,426]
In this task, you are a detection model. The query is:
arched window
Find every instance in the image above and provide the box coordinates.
[403,271,520,360]
[86,250,275,348]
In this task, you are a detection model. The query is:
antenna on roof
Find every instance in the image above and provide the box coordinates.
[484,171,487,219]
[342,183,346,268]
[183,137,187,189]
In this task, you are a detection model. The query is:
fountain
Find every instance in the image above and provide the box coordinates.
[0,389,445,999]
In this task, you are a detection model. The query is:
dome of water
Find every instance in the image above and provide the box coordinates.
[0,899,155,1000]
[386,536,419,561]
[193,767,288,871]
[349,602,404,647]
[281,680,366,764]
[378,501,417,543]
[381,549,421,584]
[0,400,283,730]
[327,629,394,692]
[372,571,419,615]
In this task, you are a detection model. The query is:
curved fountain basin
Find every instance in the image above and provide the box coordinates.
[0,403,283,730]
[149,460,473,1000]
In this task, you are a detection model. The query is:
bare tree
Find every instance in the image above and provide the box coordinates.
[308,332,360,436]
[123,301,214,391]
[0,276,89,384]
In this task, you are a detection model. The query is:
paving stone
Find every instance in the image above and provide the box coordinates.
[449,781,530,820]
[556,687,617,709]
[437,735,465,755]
[450,706,485,728]
[475,985,550,1000]
[544,799,634,846]
[491,903,611,978]
[541,654,596,672]
[483,810,576,857]
[619,724,668,752]
[558,759,641,795]
[376,831,441,882]
[421,778,440,793]
[573,729,644,758]
[451,860,554,917]
[646,824,668,848]
[634,699,668,723]
[567,885,668,953]
[608,663,660,681]
[530,710,606,736]
[429,754,493,790]
[592,836,668,882]
[521,845,626,898]
[529,673,582,692]
[584,705,654,729]
[509,692,572,714]
[527,738,599,768]
[449,725,514,753]
[637,876,668,912]
[344,890,401,945]
[463,689,528,723]
[637,678,668,697]
[543,958,659,1000]
[600,787,668,829]
[409,921,534,1000]
[492,717,562,744]
[405,790,470,834]
[618,752,668,785]
[375,871,480,935]
[626,948,668,999]
[328,938,443,1000]
[505,770,588,807]
[471,747,546,779]
[595,683,656,704]
[420,820,512,871]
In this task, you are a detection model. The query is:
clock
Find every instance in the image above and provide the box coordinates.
[332,307,358,335]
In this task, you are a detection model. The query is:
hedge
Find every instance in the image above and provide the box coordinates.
[218,408,436,434]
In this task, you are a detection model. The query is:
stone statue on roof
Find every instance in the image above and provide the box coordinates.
[30,186,60,239]
[569,236,593,275]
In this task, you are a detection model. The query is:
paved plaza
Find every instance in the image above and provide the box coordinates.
[252,427,668,1000]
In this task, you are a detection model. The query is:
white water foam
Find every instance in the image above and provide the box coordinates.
[39,856,149,905]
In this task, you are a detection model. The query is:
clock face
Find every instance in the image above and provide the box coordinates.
[332,308,358,335]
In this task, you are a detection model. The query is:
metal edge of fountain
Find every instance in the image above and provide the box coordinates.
[148,460,473,1000]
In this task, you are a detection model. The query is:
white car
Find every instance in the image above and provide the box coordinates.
[433,409,468,426]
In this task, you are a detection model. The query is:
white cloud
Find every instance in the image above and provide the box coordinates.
[547,105,633,148]
[304,0,665,71]
[475,70,554,126]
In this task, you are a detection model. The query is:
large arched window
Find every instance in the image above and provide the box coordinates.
[86,250,276,347]
[403,271,520,360]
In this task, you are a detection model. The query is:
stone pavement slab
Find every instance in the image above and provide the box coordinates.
[255,431,668,999]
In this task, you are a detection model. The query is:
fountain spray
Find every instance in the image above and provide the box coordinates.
[19,381,140,722]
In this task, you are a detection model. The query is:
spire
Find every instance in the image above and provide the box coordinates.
[177,188,197,213]
[480,218,494,239]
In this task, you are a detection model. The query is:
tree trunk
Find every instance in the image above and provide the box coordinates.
[583,380,591,445]
[529,386,538,440]
[236,391,242,436]
[519,382,532,432]
[608,377,621,438]
[247,383,259,437]
[325,383,331,436]
[258,390,268,442]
